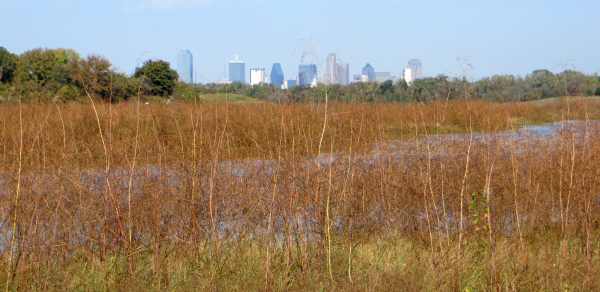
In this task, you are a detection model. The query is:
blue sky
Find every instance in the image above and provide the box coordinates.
[1,0,598,82]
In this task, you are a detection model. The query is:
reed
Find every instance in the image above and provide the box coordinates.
[0,98,598,291]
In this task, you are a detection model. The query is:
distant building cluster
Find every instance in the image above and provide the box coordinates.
[324,53,349,85]
[174,50,423,87]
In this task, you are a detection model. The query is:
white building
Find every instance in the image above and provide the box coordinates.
[310,76,318,88]
[353,75,369,83]
[403,67,413,84]
[250,68,267,85]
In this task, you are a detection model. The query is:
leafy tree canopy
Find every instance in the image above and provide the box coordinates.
[133,60,179,96]
[72,54,114,100]
[0,47,18,83]
[14,48,81,88]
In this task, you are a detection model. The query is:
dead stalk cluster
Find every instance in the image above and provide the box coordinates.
[0,100,598,290]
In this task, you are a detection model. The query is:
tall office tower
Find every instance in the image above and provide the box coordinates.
[298,64,317,87]
[250,68,267,85]
[362,63,375,81]
[287,79,297,88]
[403,68,413,84]
[270,63,284,89]
[229,54,245,83]
[407,59,423,80]
[336,62,349,85]
[325,53,337,84]
[177,50,193,83]
[375,72,391,83]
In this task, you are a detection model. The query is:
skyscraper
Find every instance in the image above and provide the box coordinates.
[403,68,413,84]
[375,72,391,83]
[270,63,284,89]
[177,50,193,83]
[407,59,423,80]
[229,54,245,83]
[325,53,337,84]
[250,68,267,85]
[362,63,375,81]
[336,62,349,85]
[287,79,297,88]
[298,64,317,87]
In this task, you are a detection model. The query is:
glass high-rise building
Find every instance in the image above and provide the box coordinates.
[287,79,297,88]
[177,50,193,83]
[325,53,337,84]
[362,63,375,81]
[298,64,317,87]
[270,63,284,89]
[336,62,349,85]
[229,54,245,83]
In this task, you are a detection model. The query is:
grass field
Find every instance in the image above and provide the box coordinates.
[0,98,599,291]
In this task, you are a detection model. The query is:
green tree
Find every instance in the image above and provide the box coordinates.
[13,48,81,93]
[72,54,115,101]
[14,48,56,86]
[378,80,394,95]
[133,60,179,96]
[53,48,80,85]
[0,47,18,83]
[526,69,557,99]
[411,75,452,102]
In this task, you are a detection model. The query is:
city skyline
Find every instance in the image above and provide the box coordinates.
[196,52,410,86]
[2,0,597,83]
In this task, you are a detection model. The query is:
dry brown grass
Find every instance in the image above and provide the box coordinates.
[0,99,599,291]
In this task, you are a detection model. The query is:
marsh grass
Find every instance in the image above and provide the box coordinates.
[0,98,599,291]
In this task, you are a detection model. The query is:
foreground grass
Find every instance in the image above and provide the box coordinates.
[0,99,599,290]
[8,231,597,291]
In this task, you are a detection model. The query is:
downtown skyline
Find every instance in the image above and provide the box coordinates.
[176,51,414,86]
[1,0,598,83]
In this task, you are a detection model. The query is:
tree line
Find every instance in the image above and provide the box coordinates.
[2,46,600,103]
[0,47,179,102]
[184,69,600,103]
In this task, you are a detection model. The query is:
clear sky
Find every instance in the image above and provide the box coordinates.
[1,0,598,83]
